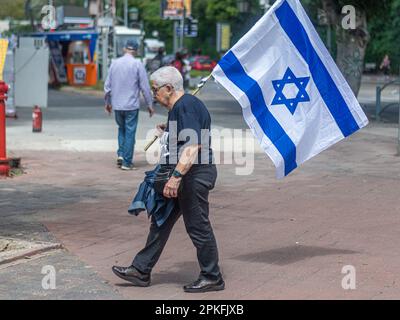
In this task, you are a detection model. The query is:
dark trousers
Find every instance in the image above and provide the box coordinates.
[132,164,221,280]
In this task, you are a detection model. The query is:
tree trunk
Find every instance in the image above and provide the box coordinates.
[321,0,370,96]
[335,9,369,96]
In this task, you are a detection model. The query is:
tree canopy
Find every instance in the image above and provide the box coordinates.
[1,0,400,72]
[0,0,26,20]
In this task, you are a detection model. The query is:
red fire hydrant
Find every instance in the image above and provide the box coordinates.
[32,105,42,133]
[0,80,10,176]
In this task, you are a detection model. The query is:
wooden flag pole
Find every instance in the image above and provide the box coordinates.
[144,75,212,151]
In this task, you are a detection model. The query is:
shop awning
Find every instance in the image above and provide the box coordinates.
[31,30,98,61]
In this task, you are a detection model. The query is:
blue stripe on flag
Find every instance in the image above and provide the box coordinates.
[218,51,297,176]
[275,0,360,137]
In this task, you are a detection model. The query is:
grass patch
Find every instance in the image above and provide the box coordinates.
[190,70,210,78]
[77,80,104,91]
[59,80,104,92]
[8,168,24,177]
[89,80,105,91]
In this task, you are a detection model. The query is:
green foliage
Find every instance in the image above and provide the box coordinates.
[304,0,400,74]
[303,0,391,16]
[3,0,400,74]
[123,0,173,52]
[121,0,243,57]
[365,0,400,73]
[205,0,239,21]
[190,69,209,78]
[0,0,25,20]
[0,0,87,20]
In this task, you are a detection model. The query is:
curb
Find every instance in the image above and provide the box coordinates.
[0,238,63,266]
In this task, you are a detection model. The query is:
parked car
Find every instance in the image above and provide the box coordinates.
[190,55,217,71]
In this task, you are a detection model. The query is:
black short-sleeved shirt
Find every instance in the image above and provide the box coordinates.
[160,94,213,165]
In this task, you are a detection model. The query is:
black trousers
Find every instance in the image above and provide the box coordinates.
[132,164,221,280]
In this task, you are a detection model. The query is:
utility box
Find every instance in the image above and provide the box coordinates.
[14,37,49,108]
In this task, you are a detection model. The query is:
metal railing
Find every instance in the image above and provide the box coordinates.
[375,78,400,122]
[375,78,400,155]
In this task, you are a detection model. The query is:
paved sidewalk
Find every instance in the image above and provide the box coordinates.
[0,250,122,300]
[1,119,400,299]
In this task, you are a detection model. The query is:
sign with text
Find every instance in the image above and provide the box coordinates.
[216,23,231,52]
[48,41,67,83]
[73,66,86,84]
[161,0,191,19]
[175,19,198,37]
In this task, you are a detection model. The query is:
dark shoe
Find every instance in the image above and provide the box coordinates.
[183,278,225,293]
[117,157,123,167]
[112,265,151,287]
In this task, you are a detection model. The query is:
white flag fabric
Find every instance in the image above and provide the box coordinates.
[212,0,368,178]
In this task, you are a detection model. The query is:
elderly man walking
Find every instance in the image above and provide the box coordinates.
[104,40,155,170]
[112,66,224,293]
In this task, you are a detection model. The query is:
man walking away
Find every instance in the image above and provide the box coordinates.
[104,40,155,170]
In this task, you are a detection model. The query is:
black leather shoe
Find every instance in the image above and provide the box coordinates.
[183,278,225,293]
[112,265,151,287]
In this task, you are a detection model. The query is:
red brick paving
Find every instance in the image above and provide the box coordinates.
[5,128,400,299]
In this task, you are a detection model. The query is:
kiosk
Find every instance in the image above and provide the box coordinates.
[32,30,98,86]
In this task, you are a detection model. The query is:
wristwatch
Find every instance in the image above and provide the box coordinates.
[172,169,183,178]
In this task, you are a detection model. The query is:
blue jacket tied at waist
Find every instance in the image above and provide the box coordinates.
[128,165,176,227]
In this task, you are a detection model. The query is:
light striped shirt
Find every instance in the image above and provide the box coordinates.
[104,53,153,111]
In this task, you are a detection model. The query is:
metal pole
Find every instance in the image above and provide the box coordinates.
[376,86,381,122]
[173,20,179,53]
[0,82,8,159]
[397,82,400,155]
[102,28,109,81]
[96,33,100,81]
[111,0,116,18]
[0,81,9,175]
[397,66,400,156]
[216,23,221,53]
[124,0,128,27]
[179,5,186,49]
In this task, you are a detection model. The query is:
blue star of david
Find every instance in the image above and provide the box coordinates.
[271,67,311,114]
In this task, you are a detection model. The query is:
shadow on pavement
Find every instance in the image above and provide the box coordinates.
[153,261,199,285]
[233,245,359,266]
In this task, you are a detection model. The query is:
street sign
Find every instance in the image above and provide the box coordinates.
[161,0,191,20]
[97,17,113,27]
[73,66,86,84]
[175,18,198,37]
[216,23,231,52]
[184,0,192,17]
[0,39,8,81]
[175,25,197,37]
[162,0,183,19]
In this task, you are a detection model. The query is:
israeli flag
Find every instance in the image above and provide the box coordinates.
[212,0,368,178]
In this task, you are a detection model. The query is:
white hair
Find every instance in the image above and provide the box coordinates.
[150,66,184,91]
